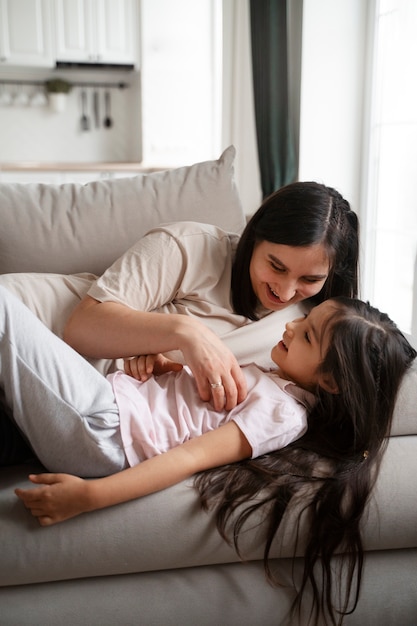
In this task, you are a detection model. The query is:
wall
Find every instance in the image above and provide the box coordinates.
[298,0,368,217]
[0,67,142,163]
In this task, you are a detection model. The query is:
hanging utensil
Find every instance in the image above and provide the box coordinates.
[103,91,113,128]
[93,90,100,128]
[80,90,90,131]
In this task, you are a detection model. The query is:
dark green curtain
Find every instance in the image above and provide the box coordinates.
[250,0,296,198]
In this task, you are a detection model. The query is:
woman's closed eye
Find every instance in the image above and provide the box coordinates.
[270,261,286,273]
[302,275,326,284]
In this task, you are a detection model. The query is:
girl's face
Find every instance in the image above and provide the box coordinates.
[270,300,337,392]
[249,241,330,310]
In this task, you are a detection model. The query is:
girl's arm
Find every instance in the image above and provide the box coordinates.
[15,422,252,526]
[64,296,247,410]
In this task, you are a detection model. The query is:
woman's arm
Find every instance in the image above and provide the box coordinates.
[65,296,247,410]
[15,422,252,526]
[65,295,199,359]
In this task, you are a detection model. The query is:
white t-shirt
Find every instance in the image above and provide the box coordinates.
[88,222,307,370]
[108,364,314,466]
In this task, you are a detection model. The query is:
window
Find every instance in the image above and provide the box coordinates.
[140,0,222,166]
[362,0,417,335]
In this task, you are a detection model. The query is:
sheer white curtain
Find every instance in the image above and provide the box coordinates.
[362,0,417,336]
[140,0,222,166]
[140,0,261,215]
[222,0,262,216]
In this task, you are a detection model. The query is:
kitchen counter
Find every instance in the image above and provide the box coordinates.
[0,162,168,173]
[0,162,173,184]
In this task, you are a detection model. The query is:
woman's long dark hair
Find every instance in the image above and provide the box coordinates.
[232,182,359,319]
[195,297,416,625]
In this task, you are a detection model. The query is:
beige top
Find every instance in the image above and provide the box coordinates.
[88,221,306,369]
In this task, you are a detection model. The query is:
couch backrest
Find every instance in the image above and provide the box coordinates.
[0,146,246,276]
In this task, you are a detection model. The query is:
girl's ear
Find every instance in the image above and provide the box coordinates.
[318,373,339,395]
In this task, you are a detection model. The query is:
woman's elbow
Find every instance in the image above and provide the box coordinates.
[63,296,98,348]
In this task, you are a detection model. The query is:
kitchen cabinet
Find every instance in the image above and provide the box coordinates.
[53,0,137,65]
[0,0,53,67]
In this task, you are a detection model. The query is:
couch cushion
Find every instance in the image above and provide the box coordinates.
[0,146,245,276]
[1,434,417,587]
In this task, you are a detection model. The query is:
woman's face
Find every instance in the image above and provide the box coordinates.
[249,241,330,310]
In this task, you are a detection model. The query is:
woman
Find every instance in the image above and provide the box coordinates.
[64,182,359,410]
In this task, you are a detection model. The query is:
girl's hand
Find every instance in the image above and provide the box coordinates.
[15,473,91,526]
[123,353,183,381]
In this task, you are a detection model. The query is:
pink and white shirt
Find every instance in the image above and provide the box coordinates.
[107,364,315,466]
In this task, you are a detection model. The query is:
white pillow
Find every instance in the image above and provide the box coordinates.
[0,146,245,276]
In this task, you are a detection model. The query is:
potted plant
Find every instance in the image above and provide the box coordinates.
[44,78,73,113]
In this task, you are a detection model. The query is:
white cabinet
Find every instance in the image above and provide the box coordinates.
[54,0,136,65]
[0,0,53,67]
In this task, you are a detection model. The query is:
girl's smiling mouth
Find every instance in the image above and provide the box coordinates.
[278,338,288,352]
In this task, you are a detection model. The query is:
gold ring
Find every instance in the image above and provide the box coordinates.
[210,381,223,389]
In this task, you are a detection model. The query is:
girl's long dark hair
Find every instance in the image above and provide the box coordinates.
[195,297,416,625]
[232,182,359,319]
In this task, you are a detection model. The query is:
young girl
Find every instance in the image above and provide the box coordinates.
[1,287,415,623]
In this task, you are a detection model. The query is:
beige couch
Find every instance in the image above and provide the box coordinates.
[0,148,416,625]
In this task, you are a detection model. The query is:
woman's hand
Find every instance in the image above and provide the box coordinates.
[123,345,247,411]
[15,473,92,526]
[177,319,248,411]
[124,353,183,381]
